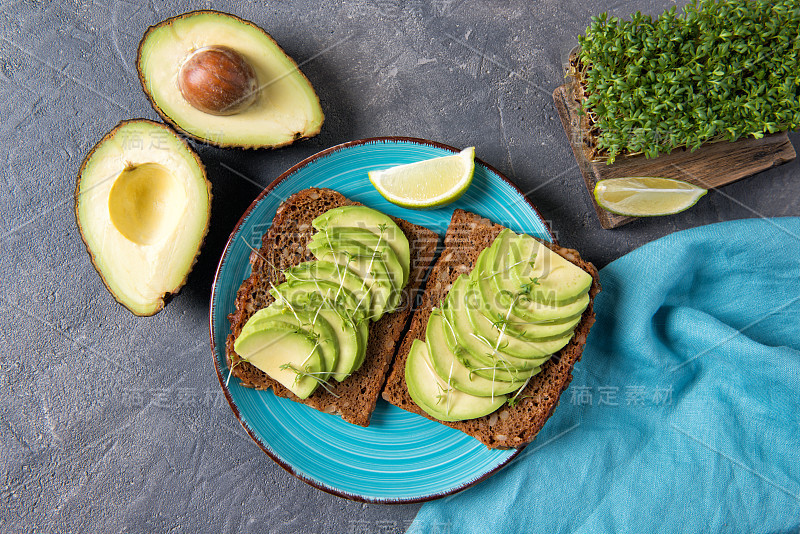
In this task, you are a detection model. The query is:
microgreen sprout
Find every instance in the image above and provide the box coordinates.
[225,357,245,388]
[575,0,800,164]
[447,361,455,414]
[299,337,321,367]
[480,258,529,281]
[279,363,341,398]
[433,380,455,415]
[519,280,540,295]
[507,376,533,407]
[322,227,346,288]
[239,235,282,274]
[269,282,303,324]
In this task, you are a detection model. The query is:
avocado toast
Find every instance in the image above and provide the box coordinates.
[225,188,439,426]
[382,209,600,449]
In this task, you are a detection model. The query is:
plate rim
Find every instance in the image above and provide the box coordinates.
[208,136,553,504]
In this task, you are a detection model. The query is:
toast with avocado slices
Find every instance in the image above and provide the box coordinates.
[381,209,600,449]
[226,188,439,427]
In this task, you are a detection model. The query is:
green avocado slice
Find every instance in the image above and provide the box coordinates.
[466,301,578,361]
[405,340,508,422]
[233,322,324,399]
[307,238,398,320]
[312,206,410,280]
[269,278,363,322]
[426,309,525,397]
[487,229,593,306]
[507,233,593,305]
[240,305,338,382]
[282,261,371,322]
[257,290,362,382]
[310,228,406,290]
[466,282,582,345]
[317,308,360,382]
[474,250,590,325]
[353,319,369,371]
[443,276,548,379]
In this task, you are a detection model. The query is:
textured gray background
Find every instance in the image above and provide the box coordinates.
[1,0,798,532]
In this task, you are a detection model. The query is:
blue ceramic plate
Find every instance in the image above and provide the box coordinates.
[210,137,552,503]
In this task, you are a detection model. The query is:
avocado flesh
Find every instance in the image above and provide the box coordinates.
[283,261,371,321]
[312,206,411,282]
[474,251,590,325]
[265,282,362,381]
[311,226,408,286]
[279,307,360,382]
[466,272,579,358]
[269,279,363,323]
[466,300,578,361]
[75,120,211,316]
[426,310,525,397]
[405,340,508,422]
[467,297,581,348]
[242,302,360,382]
[320,308,360,381]
[508,233,593,304]
[234,323,324,399]
[137,11,323,148]
[353,320,369,371]
[488,230,593,305]
[444,277,547,379]
[242,306,338,382]
[308,239,397,320]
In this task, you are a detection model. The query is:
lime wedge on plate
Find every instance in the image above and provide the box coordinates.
[368,147,475,209]
[594,176,707,216]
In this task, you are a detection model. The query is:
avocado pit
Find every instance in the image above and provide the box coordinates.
[177,46,258,115]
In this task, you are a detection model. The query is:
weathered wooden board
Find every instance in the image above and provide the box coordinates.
[553,81,797,229]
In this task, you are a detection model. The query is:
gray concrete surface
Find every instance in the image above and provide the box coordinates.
[1,1,797,532]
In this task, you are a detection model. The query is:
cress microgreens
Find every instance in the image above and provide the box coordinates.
[574,0,800,164]
[279,362,341,398]
[507,376,533,407]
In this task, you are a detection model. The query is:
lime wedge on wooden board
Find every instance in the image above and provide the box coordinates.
[594,176,707,217]
[368,147,475,209]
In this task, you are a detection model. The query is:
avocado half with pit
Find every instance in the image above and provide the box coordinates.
[137,10,324,149]
[75,120,211,316]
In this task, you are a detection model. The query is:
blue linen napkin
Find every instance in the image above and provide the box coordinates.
[409,217,800,534]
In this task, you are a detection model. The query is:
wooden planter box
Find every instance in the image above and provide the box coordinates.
[553,62,797,229]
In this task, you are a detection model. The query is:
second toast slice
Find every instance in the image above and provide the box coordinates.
[382,209,600,448]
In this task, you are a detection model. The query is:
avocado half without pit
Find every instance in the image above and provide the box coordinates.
[75,120,211,316]
[137,10,324,148]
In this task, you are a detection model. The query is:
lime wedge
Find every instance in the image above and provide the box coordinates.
[594,177,707,216]
[368,147,475,209]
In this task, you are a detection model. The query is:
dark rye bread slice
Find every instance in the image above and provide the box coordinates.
[226,188,438,427]
[382,209,601,449]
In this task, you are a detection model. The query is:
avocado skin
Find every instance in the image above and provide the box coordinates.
[74,119,211,317]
